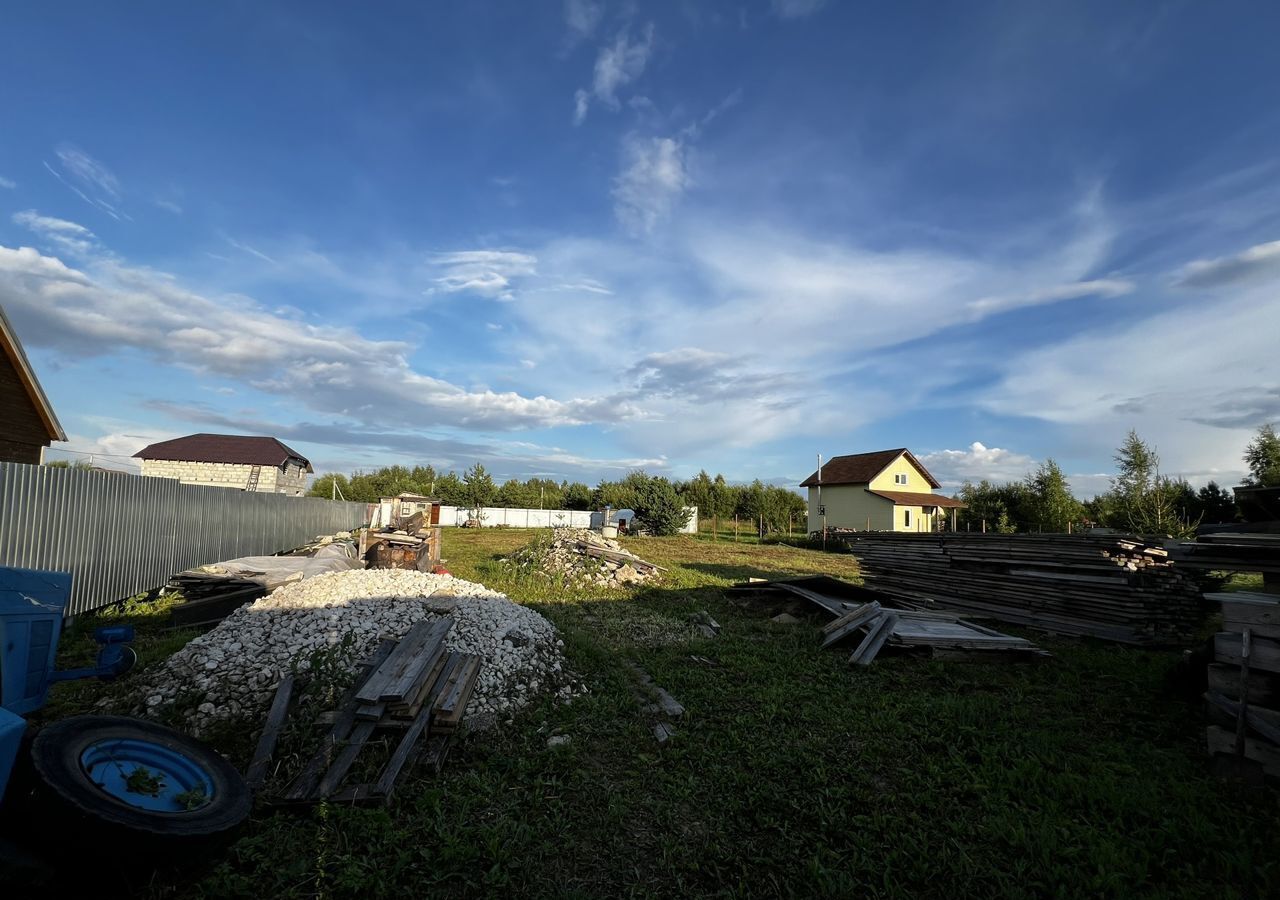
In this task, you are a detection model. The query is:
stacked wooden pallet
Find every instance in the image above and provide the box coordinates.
[833,533,1203,645]
[1204,592,1280,778]
[249,620,482,806]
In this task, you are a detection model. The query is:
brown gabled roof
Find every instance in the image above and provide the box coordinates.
[133,433,312,471]
[867,489,966,509]
[0,305,67,443]
[800,448,940,489]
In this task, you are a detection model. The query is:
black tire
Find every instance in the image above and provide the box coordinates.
[28,715,251,842]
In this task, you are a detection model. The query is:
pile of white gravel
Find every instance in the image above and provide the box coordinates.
[126,569,580,735]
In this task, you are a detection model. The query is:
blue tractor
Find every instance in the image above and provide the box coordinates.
[1,567,250,847]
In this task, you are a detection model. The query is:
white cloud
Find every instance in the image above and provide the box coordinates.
[917,442,1037,488]
[153,198,183,215]
[0,240,638,432]
[0,176,15,190]
[1172,237,1280,288]
[982,280,1277,484]
[428,249,538,300]
[771,0,828,19]
[574,24,654,123]
[612,136,690,234]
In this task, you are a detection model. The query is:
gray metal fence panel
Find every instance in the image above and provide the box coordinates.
[0,462,367,615]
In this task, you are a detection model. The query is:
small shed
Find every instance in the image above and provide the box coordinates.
[0,305,66,464]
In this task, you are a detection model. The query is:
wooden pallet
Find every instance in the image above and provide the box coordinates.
[252,624,482,806]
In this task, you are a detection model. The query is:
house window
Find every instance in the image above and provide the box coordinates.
[895,473,908,485]
[904,509,911,527]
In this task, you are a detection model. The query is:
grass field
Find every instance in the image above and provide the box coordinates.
[15,530,1280,897]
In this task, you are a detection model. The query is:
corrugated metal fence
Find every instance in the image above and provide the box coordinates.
[0,462,367,615]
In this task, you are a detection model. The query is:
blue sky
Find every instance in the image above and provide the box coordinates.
[2,1,1278,495]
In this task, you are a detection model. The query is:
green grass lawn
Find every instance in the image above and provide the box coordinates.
[20,530,1280,897]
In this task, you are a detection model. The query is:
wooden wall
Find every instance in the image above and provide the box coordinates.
[0,350,51,463]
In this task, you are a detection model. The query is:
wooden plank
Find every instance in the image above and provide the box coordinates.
[1206,725,1280,777]
[1205,692,1280,745]
[245,673,296,790]
[314,721,376,799]
[849,613,898,666]
[822,602,881,634]
[1207,663,1280,706]
[354,620,436,703]
[821,603,883,648]
[373,705,434,797]
[1214,632,1280,674]
[285,639,396,801]
[432,656,482,731]
[381,619,453,701]
[389,646,454,719]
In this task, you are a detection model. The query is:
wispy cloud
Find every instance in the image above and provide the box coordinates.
[428,249,538,300]
[1172,237,1280,288]
[0,176,15,190]
[153,198,183,215]
[564,0,603,42]
[224,235,278,265]
[574,24,655,124]
[612,135,690,234]
[12,209,100,257]
[45,143,129,221]
[964,278,1134,318]
[771,0,828,19]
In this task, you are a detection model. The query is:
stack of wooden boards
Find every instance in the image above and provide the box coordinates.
[248,618,482,806]
[832,533,1203,645]
[572,540,663,577]
[169,572,266,627]
[730,576,1045,665]
[1168,532,1280,575]
[360,510,442,571]
[1204,592,1280,778]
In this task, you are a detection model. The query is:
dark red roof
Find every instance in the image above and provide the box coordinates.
[133,433,312,471]
[867,489,966,509]
[800,448,940,489]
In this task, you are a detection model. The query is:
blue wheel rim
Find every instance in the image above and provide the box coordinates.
[79,738,216,813]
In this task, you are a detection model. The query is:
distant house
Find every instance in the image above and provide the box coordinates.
[800,448,965,533]
[133,433,312,496]
[0,305,67,463]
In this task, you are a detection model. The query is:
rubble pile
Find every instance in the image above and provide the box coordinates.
[126,569,581,734]
[506,528,662,587]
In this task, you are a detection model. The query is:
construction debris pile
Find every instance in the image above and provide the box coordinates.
[169,537,363,628]
[127,569,578,735]
[832,533,1204,645]
[247,619,485,805]
[731,576,1045,665]
[506,528,662,587]
[361,512,442,572]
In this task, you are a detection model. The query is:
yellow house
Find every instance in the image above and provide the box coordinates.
[800,448,966,533]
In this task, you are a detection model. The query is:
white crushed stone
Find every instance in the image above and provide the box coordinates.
[128,569,581,734]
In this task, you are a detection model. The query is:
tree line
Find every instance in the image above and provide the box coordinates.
[955,424,1279,536]
[308,464,807,537]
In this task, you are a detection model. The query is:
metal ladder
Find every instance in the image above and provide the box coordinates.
[245,465,261,492]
